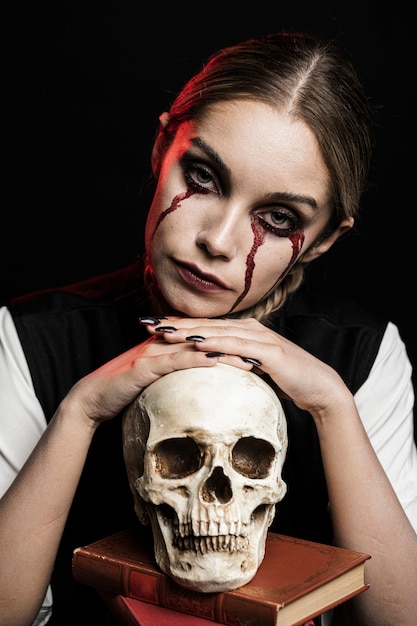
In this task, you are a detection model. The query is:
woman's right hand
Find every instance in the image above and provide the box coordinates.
[62,334,221,428]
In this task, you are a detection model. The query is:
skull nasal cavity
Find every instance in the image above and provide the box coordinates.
[201,466,232,504]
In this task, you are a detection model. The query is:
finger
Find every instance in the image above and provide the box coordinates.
[149,322,269,345]
[144,316,261,335]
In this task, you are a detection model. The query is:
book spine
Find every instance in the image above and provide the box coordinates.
[73,552,278,626]
[155,574,279,626]
[73,553,132,596]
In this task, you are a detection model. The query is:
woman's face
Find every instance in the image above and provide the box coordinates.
[145,100,349,318]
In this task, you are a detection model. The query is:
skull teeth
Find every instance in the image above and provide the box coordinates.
[173,520,249,553]
[175,532,249,553]
[179,519,244,538]
[190,502,242,537]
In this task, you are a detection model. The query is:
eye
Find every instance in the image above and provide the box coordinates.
[255,207,300,237]
[183,162,219,195]
[232,437,276,479]
[154,437,203,478]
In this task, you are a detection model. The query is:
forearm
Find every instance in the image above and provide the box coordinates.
[0,403,98,626]
[0,338,218,626]
[314,397,417,625]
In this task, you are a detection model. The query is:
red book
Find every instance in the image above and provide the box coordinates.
[98,591,317,626]
[99,591,222,625]
[72,528,370,626]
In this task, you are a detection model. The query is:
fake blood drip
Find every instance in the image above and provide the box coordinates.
[151,190,194,239]
[151,192,304,315]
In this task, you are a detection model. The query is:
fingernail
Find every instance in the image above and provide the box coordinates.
[138,316,167,325]
[206,352,226,358]
[240,356,262,366]
[186,335,206,342]
[154,326,177,333]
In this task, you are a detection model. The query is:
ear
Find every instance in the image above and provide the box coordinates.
[151,112,170,177]
[302,217,354,262]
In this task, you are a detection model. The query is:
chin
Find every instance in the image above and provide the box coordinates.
[169,297,228,319]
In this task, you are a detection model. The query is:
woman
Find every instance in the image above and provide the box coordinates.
[0,32,416,626]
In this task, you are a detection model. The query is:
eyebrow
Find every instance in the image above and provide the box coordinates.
[191,137,231,175]
[190,136,319,211]
[263,191,319,210]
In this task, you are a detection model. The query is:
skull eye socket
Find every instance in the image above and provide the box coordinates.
[232,436,276,479]
[154,437,202,478]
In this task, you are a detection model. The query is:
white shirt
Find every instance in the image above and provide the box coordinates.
[0,307,52,624]
[1,305,416,625]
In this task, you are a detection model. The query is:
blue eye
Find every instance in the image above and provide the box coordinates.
[271,211,293,227]
[255,209,300,237]
[184,164,219,195]
[193,167,213,185]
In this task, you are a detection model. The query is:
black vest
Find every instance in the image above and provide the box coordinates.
[9,261,387,625]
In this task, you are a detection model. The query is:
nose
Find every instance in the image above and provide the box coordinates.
[201,466,233,504]
[196,205,244,259]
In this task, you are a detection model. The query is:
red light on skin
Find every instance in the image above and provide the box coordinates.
[150,189,194,240]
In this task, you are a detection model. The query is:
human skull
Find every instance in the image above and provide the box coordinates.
[122,363,287,592]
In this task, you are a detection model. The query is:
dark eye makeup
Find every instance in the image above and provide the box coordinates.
[182,157,219,195]
[181,154,302,238]
[254,208,301,237]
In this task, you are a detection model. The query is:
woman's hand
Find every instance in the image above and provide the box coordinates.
[141,316,351,420]
[64,333,223,428]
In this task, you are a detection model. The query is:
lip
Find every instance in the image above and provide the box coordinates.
[174,261,231,293]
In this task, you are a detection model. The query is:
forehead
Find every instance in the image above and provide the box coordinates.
[139,365,282,440]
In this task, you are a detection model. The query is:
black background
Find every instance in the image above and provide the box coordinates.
[3,3,416,386]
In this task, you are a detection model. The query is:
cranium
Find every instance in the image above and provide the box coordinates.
[122,363,287,592]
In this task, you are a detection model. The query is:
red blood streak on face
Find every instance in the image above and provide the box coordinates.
[151,189,194,240]
[228,221,305,314]
[288,230,305,264]
[228,219,265,313]
[150,193,305,315]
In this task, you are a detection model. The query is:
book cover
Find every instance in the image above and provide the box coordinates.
[98,591,223,625]
[98,591,318,626]
[72,528,370,626]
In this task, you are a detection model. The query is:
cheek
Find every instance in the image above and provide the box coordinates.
[250,231,305,293]
[145,185,193,253]
[251,222,304,284]
[145,186,165,248]
[253,248,291,287]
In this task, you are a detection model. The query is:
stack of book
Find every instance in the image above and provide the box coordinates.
[72,528,370,626]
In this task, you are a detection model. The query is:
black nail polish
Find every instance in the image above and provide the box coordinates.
[138,316,167,325]
[186,335,206,342]
[206,352,226,358]
[240,356,262,366]
[154,326,177,333]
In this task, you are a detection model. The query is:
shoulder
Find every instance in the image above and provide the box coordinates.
[7,260,148,361]
[8,261,143,315]
[6,261,148,419]
[276,282,389,338]
[283,283,388,330]
[7,261,145,361]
